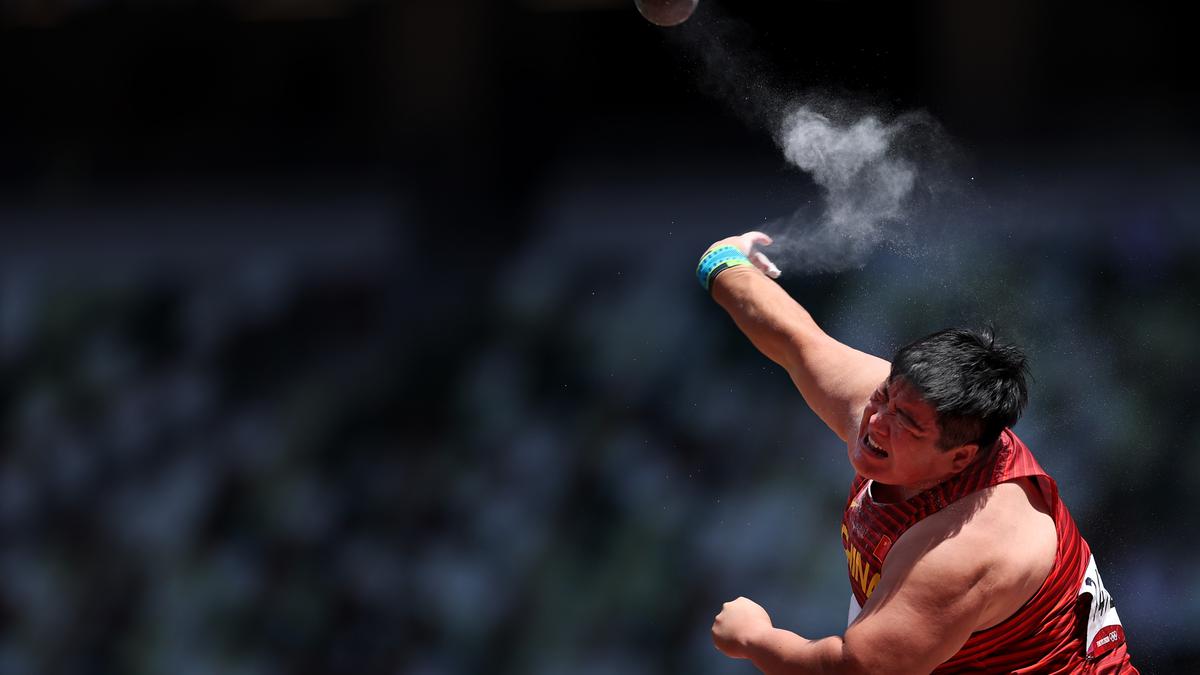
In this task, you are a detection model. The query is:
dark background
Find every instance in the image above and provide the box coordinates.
[0,1,1196,673]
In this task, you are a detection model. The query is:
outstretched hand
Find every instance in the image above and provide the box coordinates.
[712,231,782,279]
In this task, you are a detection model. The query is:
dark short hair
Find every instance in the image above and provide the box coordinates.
[890,327,1030,451]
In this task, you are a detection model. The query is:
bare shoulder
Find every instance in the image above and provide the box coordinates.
[903,477,1058,629]
[842,479,1058,671]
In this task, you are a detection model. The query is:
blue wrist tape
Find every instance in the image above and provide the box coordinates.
[697,245,753,291]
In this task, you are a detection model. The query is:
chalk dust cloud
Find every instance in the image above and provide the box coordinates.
[671,7,957,273]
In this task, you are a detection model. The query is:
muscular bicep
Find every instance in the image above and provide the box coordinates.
[842,512,992,673]
[782,334,890,442]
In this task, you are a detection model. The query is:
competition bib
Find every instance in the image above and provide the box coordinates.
[1077,554,1126,659]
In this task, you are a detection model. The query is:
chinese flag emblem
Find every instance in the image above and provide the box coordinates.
[872,535,894,562]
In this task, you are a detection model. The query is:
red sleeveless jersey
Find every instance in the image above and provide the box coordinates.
[841,429,1138,673]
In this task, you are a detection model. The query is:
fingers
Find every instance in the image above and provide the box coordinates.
[742,231,773,248]
[706,232,781,278]
[711,596,769,659]
[735,231,781,278]
[751,251,782,279]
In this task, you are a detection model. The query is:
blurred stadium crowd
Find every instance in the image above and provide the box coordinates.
[1,165,1197,673]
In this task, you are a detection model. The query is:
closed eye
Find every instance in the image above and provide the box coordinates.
[895,408,924,434]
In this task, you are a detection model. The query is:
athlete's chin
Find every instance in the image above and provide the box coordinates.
[849,444,888,478]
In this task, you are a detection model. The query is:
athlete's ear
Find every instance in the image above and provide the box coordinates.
[949,443,980,472]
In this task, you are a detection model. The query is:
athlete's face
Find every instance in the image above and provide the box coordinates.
[849,376,979,492]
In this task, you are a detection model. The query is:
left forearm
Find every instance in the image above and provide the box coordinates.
[747,630,854,675]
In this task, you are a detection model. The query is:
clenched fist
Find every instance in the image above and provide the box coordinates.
[711,596,773,659]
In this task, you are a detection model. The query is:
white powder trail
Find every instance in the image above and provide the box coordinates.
[768,107,932,272]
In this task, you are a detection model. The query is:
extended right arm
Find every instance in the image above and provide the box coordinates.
[706,233,890,442]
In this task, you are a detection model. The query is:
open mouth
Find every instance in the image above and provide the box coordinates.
[863,434,889,459]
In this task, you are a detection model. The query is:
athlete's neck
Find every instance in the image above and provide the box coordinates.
[875,470,959,503]
[872,482,922,503]
[874,440,1002,503]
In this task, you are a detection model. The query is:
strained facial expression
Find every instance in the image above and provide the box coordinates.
[849,376,962,489]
